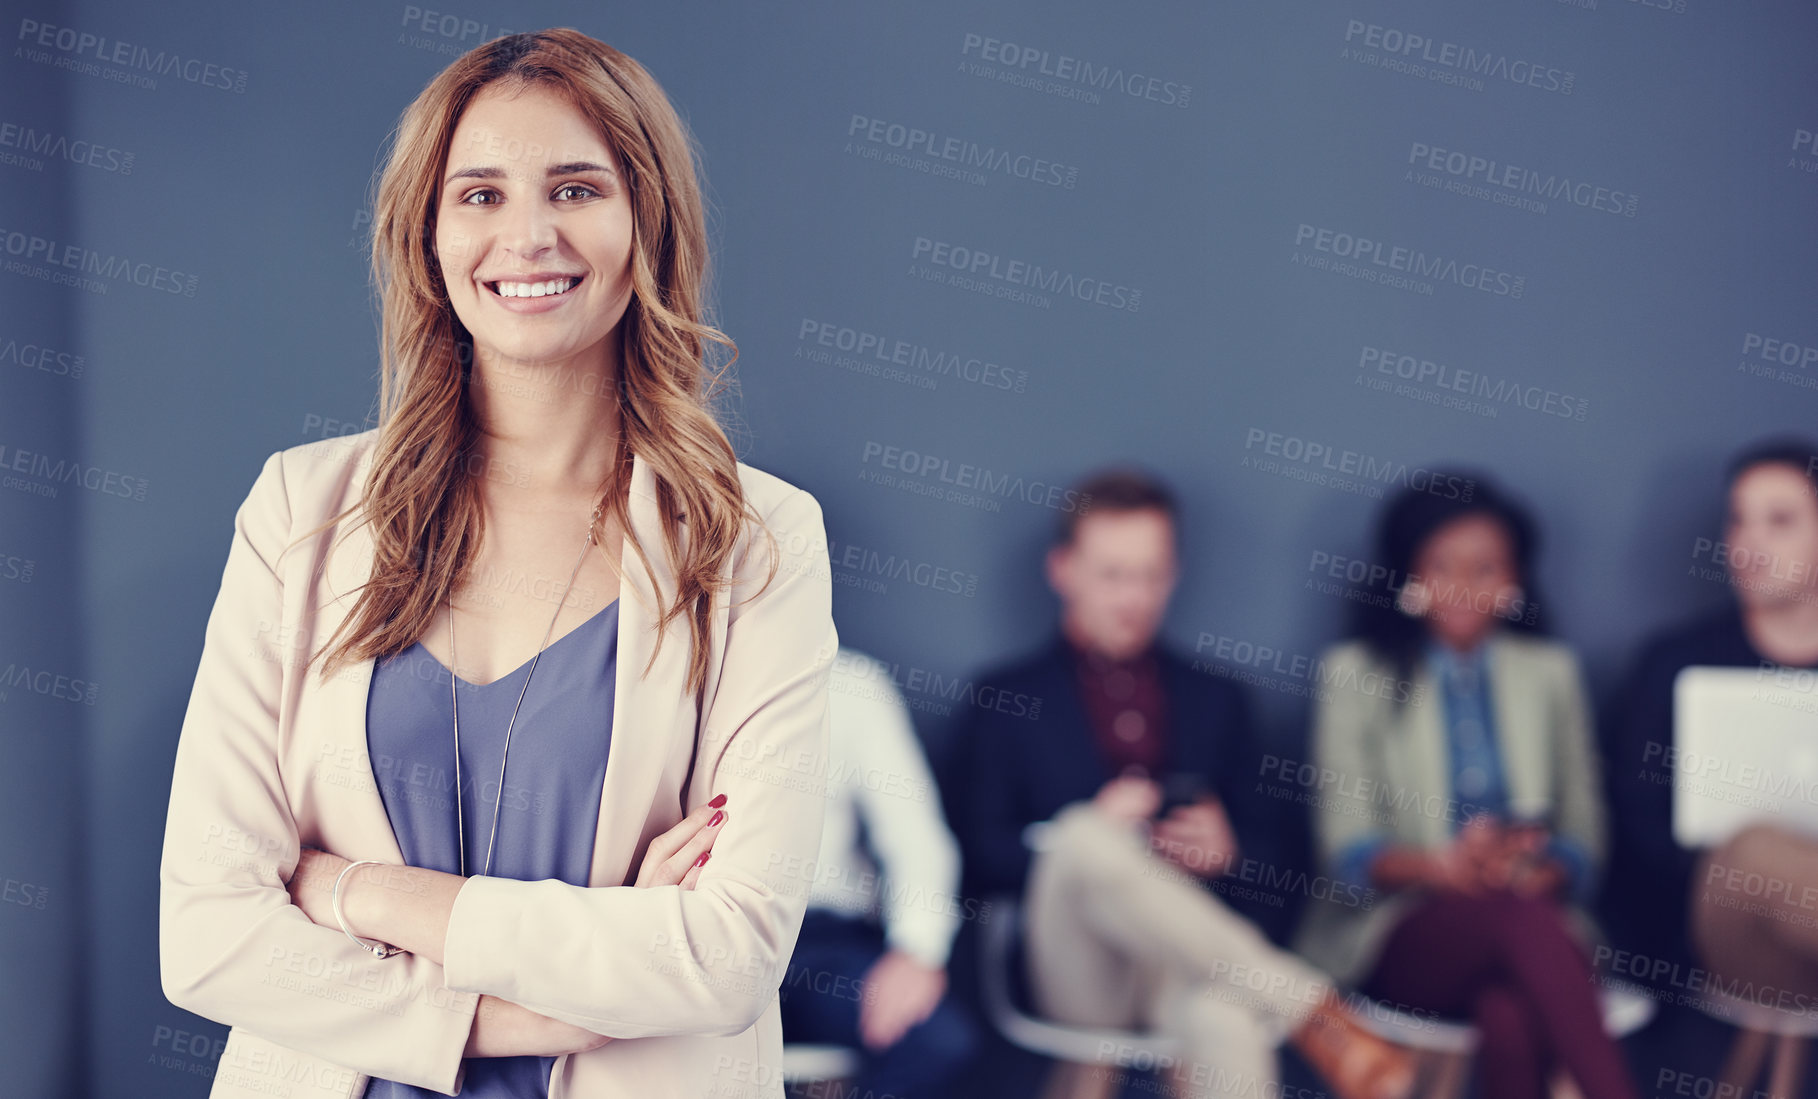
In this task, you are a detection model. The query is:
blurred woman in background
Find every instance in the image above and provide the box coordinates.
[1295,473,1639,1099]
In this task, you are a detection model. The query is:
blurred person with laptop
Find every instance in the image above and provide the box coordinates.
[1603,437,1818,1002]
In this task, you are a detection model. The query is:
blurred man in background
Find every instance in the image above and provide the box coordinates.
[957,468,1412,1099]
[779,644,979,1097]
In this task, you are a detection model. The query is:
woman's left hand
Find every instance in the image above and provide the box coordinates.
[1504,830,1567,898]
[1490,825,1566,898]
[1507,858,1567,898]
[635,797,729,889]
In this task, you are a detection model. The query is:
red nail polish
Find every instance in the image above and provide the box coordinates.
[708,793,727,808]
[708,810,725,828]
[693,850,711,868]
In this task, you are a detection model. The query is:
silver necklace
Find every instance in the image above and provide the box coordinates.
[448,501,603,879]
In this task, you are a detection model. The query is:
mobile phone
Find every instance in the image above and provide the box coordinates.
[1158,771,1211,817]
[1502,808,1554,836]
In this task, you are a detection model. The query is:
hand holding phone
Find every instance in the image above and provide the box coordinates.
[1157,770,1210,817]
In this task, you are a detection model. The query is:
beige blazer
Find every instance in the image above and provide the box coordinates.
[1292,632,1608,987]
[159,429,838,1098]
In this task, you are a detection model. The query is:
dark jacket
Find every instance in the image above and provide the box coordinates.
[955,633,1292,939]
[1598,606,1813,980]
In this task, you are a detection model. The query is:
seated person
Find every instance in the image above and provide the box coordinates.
[1602,437,1818,1009]
[959,467,1411,1099]
[1294,473,1638,1099]
[777,644,979,1097]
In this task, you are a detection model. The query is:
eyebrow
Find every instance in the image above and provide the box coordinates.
[444,161,617,185]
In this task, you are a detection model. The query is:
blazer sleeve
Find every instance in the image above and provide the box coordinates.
[1308,645,1385,876]
[1600,640,1695,894]
[439,486,837,1038]
[159,450,482,1096]
[1209,679,1263,846]
[958,692,1033,898]
[1547,646,1608,878]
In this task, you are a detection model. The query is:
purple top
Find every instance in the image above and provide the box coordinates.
[361,597,620,1098]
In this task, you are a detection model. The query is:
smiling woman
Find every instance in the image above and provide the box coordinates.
[159,27,836,1099]
[437,86,634,344]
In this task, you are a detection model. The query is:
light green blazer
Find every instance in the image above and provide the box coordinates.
[1292,632,1608,987]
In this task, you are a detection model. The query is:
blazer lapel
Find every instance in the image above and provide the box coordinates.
[309,443,407,868]
[585,452,694,888]
[1039,638,1104,780]
[1488,634,1548,820]
[1404,656,1453,844]
[311,445,690,889]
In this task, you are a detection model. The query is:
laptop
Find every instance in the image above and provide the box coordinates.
[1672,665,1818,847]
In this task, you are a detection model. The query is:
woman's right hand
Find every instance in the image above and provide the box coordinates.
[464,796,731,1058]
[466,994,613,1058]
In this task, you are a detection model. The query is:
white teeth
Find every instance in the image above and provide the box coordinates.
[494,278,577,299]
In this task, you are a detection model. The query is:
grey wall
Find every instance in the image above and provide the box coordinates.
[1,0,85,1095]
[3,0,1815,1094]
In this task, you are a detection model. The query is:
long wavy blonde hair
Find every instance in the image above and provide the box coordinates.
[290,28,773,698]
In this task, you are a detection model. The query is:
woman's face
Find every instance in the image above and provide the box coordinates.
[434,81,636,372]
[1411,512,1521,651]
[1725,463,1818,611]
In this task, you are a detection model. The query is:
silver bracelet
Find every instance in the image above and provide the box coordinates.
[334,859,402,959]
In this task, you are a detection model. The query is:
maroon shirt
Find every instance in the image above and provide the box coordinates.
[1063,632,1169,778]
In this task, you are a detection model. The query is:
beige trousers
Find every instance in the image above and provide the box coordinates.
[1024,802,1331,1099]
[1691,822,1818,999]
